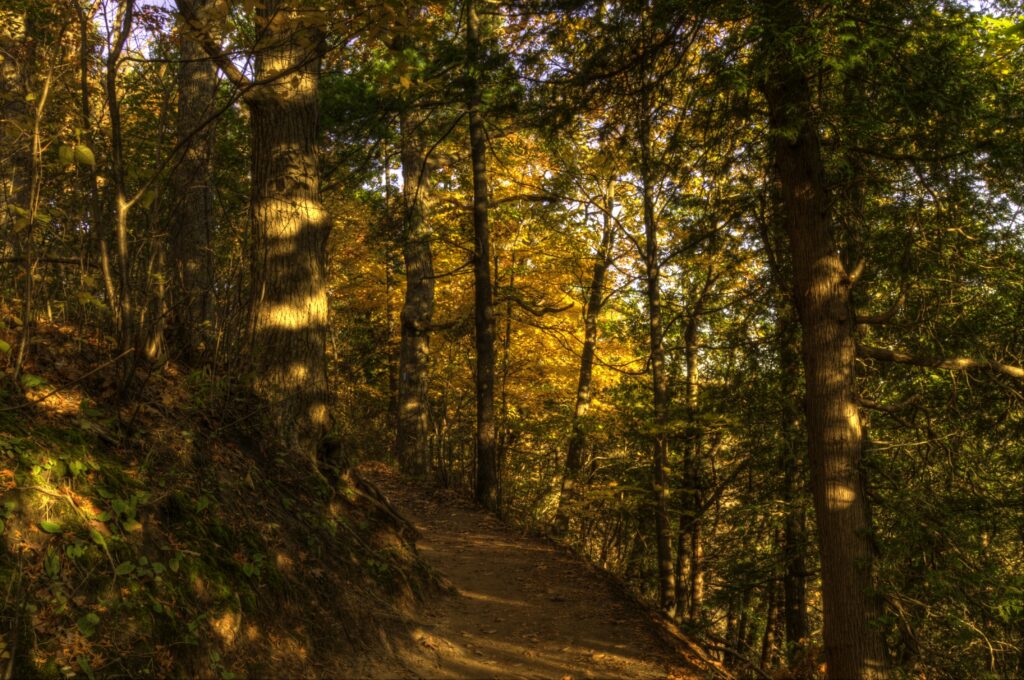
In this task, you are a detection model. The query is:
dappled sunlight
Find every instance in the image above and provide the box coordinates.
[459,590,529,608]
[369,468,704,678]
[261,296,328,331]
[211,609,241,646]
[826,482,857,511]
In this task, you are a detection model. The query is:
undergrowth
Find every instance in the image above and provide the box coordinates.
[0,323,437,679]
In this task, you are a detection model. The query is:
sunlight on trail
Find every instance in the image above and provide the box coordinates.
[366,467,704,679]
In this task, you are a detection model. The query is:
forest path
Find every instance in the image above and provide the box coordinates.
[365,466,704,680]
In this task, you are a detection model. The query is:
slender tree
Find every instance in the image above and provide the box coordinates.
[555,181,616,534]
[466,0,498,510]
[393,16,436,477]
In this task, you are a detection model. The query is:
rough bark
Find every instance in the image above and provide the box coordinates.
[554,184,615,535]
[248,1,331,457]
[394,101,435,477]
[466,0,498,511]
[759,1,887,676]
[167,0,216,363]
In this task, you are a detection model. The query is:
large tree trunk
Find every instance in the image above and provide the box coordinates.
[394,101,435,477]
[554,183,615,535]
[759,1,887,676]
[167,0,216,363]
[640,104,675,618]
[248,2,330,457]
[466,0,498,511]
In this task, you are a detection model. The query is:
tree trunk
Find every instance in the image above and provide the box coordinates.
[167,0,216,363]
[554,182,615,535]
[676,271,712,623]
[761,575,780,669]
[106,0,135,359]
[759,2,887,676]
[466,0,498,511]
[394,102,435,478]
[248,1,330,457]
[640,99,675,618]
[0,9,38,381]
[780,307,810,665]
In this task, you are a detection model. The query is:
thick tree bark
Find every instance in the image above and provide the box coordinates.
[248,2,331,457]
[640,104,675,618]
[466,0,498,511]
[394,102,435,477]
[554,184,615,535]
[167,0,216,363]
[759,1,887,676]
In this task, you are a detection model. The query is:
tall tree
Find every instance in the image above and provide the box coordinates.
[675,268,714,622]
[393,12,436,478]
[179,0,331,455]
[555,181,615,534]
[640,70,675,619]
[466,0,498,510]
[248,1,330,456]
[166,0,217,363]
[755,0,887,676]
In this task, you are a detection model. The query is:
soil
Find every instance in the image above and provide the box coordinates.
[365,466,706,680]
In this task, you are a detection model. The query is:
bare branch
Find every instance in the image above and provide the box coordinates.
[858,345,1024,380]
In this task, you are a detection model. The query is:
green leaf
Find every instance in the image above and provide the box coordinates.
[73,144,96,167]
[58,145,74,165]
[88,528,107,548]
[77,612,100,637]
[77,655,96,680]
[114,561,135,575]
[39,520,63,534]
[0,339,10,353]
[20,374,46,389]
[122,519,143,533]
[44,547,60,578]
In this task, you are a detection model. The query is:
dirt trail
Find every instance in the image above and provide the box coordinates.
[366,467,703,680]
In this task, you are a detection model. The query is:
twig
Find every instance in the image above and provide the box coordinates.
[0,349,134,412]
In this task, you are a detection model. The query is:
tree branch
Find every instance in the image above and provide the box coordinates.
[175,0,252,90]
[858,345,1024,380]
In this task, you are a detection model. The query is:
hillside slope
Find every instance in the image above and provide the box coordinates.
[0,322,437,679]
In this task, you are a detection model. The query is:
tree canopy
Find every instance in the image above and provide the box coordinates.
[1,0,1023,677]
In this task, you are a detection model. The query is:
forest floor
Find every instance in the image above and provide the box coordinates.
[364,464,709,680]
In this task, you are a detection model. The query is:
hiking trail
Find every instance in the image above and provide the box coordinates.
[364,466,707,680]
